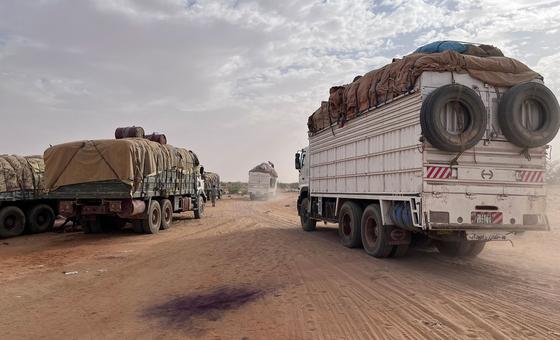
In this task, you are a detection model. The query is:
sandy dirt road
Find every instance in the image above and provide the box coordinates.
[1,192,560,339]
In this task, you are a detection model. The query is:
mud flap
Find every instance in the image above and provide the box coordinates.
[386,226,411,245]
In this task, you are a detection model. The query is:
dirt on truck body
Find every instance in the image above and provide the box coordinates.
[297,41,560,258]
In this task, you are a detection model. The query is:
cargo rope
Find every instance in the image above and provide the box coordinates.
[49,142,85,190]
[91,141,120,180]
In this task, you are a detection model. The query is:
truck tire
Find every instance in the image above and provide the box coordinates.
[26,204,55,234]
[82,217,103,234]
[160,199,173,230]
[194,196,204,219]
[0,206,26,238]
[421,84,487,152]
[466,241,486,257]
[361,204,393,258]
[142,200,161,234]
[338,201,363,248]
[300,197,316,232]
[436,240,480,257]
[498,82,560,148]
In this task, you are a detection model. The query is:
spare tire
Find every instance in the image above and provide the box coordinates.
[498,82,560,148]
[421,84,487,152]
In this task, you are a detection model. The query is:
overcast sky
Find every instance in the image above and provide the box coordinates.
[1,0,559,182]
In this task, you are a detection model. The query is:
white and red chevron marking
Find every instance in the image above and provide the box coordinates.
[426,166,451,179]
[517,170,544,183]
[492,212,503,224]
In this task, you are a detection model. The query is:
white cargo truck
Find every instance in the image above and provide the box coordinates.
[296,48,559,258]
[248,162,278,200]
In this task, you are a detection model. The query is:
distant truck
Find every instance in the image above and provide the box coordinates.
[248,162,278,200]
[44,137,206,234]
[0,155,57,238]
[203,171,222,199]
[296,42,559,258]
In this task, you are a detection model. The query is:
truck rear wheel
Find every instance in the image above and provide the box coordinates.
[0,206,26,238]
[142,200,161,234]
[436,240,485,258]
[466,241,486,257]
[82,217,103,234]
[194,196,204,219]
[300,197,316,232]
[338,201,363,248]
[361,204,393,258]
[26,204,55,234]
[160,199,173,230]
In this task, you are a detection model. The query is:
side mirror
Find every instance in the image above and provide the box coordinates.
[295,153,301,170]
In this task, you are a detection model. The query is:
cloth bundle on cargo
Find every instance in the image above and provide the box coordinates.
[308,42,542,133]
[249,162,278,178]
[0,155,45,193]
[44,139,200,191]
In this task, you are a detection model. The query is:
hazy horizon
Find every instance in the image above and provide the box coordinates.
[1,0,559,182]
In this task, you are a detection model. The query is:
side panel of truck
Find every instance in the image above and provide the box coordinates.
[309,93,423,195]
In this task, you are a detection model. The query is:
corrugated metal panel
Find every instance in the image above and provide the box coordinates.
[309,93,424,195]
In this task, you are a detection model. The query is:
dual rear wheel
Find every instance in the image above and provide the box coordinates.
[0,204,55,238]
[335,202,408,258]
[301,199,484,259]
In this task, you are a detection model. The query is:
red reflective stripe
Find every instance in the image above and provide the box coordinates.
[432,167,443,179]
[530,171,538,182]
[523,171,531,182]
[426,167,436,178]
[442,167,451,178]
[538,172,545,182]
[493,213,503,224]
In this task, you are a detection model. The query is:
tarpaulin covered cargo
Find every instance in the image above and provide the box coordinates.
[203,172,220,188]
[0,155,45,193]
[249,162,278,178]
[44,138,199,191]
[308,48,542,133]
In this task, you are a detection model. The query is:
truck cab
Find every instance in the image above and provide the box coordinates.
[295,147,309,216]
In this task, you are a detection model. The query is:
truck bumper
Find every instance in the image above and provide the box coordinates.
[428,222,549,231]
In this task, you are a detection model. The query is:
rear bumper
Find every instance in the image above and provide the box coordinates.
[428,222,549,232]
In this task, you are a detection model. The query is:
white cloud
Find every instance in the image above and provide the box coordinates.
[0,0,560,181]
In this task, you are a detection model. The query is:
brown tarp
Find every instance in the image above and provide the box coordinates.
[0,155,45,193]
[44,138,198,191]
[308,50,542,133]
[250,162,278,178]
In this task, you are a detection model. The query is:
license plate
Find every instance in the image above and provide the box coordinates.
[471,212,503,224]
[466,231,511,241]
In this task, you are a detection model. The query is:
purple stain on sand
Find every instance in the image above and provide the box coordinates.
[143,286,265,332]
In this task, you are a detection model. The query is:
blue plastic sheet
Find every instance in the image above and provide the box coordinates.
[415,41,468,54]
